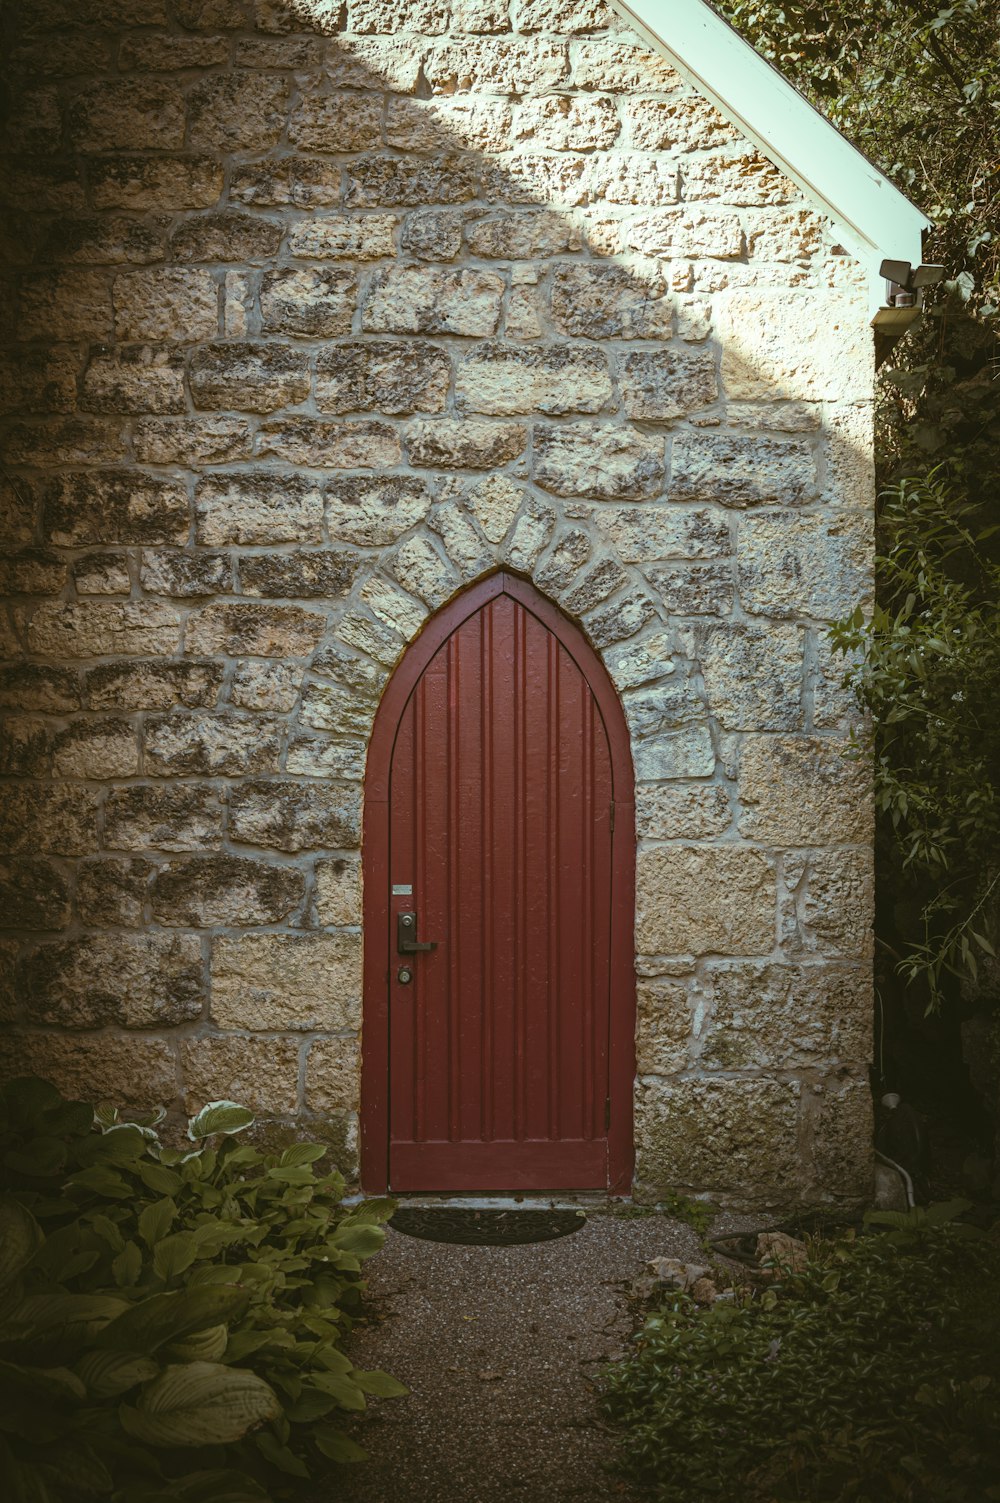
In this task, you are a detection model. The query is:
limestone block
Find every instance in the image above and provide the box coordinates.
[259,267,356,337]
[257,418,402,469]
[809,632,863,731]
[27,602,180,658]
[0,719,53,780]
[456,343,612,416]
[180,1034,300,1116]
[625,679,714,780]
[636,845,776,956]
[562,559,626,614]
[623,208,743,260]
[594,505,729,564]
[289,92,382,151]
[636,782,732,840]
[391,536,461,608]
[144,713,283,777]
[503,499,556,571]
[238,550,358,600]
[315,857,363,926]
[820,401,876,510]
[717,291,875,402]
[189,344,311,413]
[140,550,232,598]
[348,0,449,29]
[4,420,127,468]
[387,97,513,153]
[602,628,675,690]
[636,977,693,1074]
[738,734,871,845]
[229,779,360,852]
[151,856,304,927]
[119,33,230,69]
[701,961,871,1070]
[363,267,504,337]
[85,661,222,712]
[168,213,281,264]
[624,96,738,152]
[287,214,399,260]
[429,505,494,580]
[326,37,427,94]
[670,433,817,508]
[70,552,128,597]
[401,210,465,262]
[81,347,186,415]
[534,424,664,500]
[253,0,339,33]
[51,717,138,779]
[18,272,113,341]
[0,348,79,416]
[745,207,825,261]
[316,341,450,415]
[698,621,804,731]
[407,419,526,469]
[809,1072,874,1197]
[589,152,680,206]
[105,784,224,853]
[195,473,323,546]
[43,469,189,549]
[586,589,658,648]
[187,72,287,151]
[621,348,717,421]
[514,95,620,151]
[305,1037,361,1115]
[231,156,341,209]
[70,80,185,151]
[362,575,427,639]
[231,661,304,712]
[424,38,569,94]
[89,155,223,211]
[1,549,69,596]
[465,475,527,543]
[796,848,874,960]
[737,513,873,621]
[536,528,592,590]
[452,0,511,31]
[0,859,71,930]
[37,215,166,268]
[347,152,480,208]
[572,38,681,91]
[133,418,253,465]
[327,475,433,546]
[76,857,153,928]
[0,784,97,856]
[186,603,325,658]
[634,1077,800,1197]
[286,737,367,781]
[113,269,218,342]
[683,153,796,207]
[0,665,80,715]
[465,211,581,257]
[0,1032,176,1112]
[549,264,671,339]
[212,931,361,1030]
[23,931,201,1028]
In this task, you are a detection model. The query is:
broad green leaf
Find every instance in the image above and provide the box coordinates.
[111,1242,142,1288]
[0,1198,42,1290]
[75,1351,159,1399]
[188,1103,255,1141]
[120,1361,281,1447]
[98,1287,249,1355]
[328,1223,384,1258]
[278,1143,327,1168]
[314,1427,367,1463]
[138,1163,182,1196]
[153,1232,197,1283]
[165,1323,228,1363]
[37,1444,114,1498]
[353,1368,409,1398]
[65,1166,133,1200]
[0,1359,85,1402]
[0,1293,128,1346]
[254,1431,310,1477]
[311,1370,366,1410]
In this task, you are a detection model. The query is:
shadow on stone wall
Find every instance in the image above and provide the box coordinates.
[0,0,875,1205]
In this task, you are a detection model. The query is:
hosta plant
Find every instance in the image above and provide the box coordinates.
[0,1076,402,1502]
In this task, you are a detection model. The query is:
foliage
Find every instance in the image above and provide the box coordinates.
[0,1076,401,1503]
[829,470,1000,1007]
[603,1203,1000,1502]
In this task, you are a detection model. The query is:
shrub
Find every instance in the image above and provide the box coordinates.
[603,1203,1000,1502]
[0,1076,401,1502]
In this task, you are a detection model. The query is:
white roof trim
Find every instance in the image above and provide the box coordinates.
[611,0,930,301]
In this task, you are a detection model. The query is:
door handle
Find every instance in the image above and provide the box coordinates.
[397,911,437,955]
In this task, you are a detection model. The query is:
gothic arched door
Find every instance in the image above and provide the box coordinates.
[361,573,635,1193]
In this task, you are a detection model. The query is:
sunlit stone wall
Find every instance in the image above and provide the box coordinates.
[0,0,875,1205]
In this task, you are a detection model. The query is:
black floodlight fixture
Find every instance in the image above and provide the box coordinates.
[879,258,945,306]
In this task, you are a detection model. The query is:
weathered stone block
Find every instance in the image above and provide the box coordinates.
[407,419,526,470]
[635,976,693,1074]
[212,931,361,1030]
[152,856,305,927]
[144,713,283,776]
[797,848,874,960]
[0,1032,176,1112]
[586,588,658,648]
[35,216,166,268]
[237,550,357,601]
[401,209,465,262]
[745,206,825,260]
[636,782,732,840]
[0,348,79,416]
[737,513,873,621]
[621,348,717,422]
[186,602,325,658]
[636,845,776,956]
[684,153,796,207]
[698,622,804,731]
[809,1073,873,1197]
[229,779,360,851]
[81,346,186,415]
[257,418,402,468]
[316,341,450,415]
[623,208,744,260]
[425,37,569,93]
[169,212,282,263]
[18,272,113,341]
[41,468,189,553]
[113,269,218,342]
[71,552,129,597]
[51,717,139,779]
[0,784,98,856]
[0,859,71,930]
[643,561,734,616]
[70,80,185,150]
[534,424,664,500]
[0,719,51,779]
[457,343,612,416]
[189,344,311,413]
[624,680,715,780]
[573,38,681,91]
[231,155,341,209]
[390,536,460,607]
[140,550,232,599]
[0,548,68,596]
[180,1034,300,1116]
[738,734,871,846]
[287,214,399,259]
[85,660,222,712]
[549,263,671,339]
[466,211,581,257]
[133,418,253,465]
[118,33,230,69]
[315,857,362,927]
[671,433,817,508]
[231,661,304,712]
[326,35,426,93]
[289,92,382,151]
[89,155,224,211]
[594,505,729,563]
[27,602,181,658]
[562,559,627,615]
[348,0,450,28]
[602,628,675,690]
[304,1037,361,1116]
[387,97,512,154]
[3,419,127,468]
[624,96,738,152]
[75,857,154,928]
[0,665,80,715]
[701,961,871,1070]
[105,784,224,852]
[346,153,479,208]
[464,475,525,544]
[286,736,367,782]
[260,267,356,336]
[717,290,874,402]
[187,72,287,151]
[195,473,323,546]
[301,658,384,738]
[326,475,433,546]
[364,268,505,337]
[634,1077,800,1199]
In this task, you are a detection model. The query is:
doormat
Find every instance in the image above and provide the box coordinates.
[391,1207,587,1246]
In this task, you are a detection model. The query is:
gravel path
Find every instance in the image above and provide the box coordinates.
[318,1209,706,1503]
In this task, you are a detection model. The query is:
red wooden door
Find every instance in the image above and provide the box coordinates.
[362,574,635,1194]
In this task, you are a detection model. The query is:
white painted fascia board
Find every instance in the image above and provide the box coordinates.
[610,0,931,299]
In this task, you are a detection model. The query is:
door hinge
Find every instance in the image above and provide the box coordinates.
[610,799,615,833]
[604,1096,611,1132]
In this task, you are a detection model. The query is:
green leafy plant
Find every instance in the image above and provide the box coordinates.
[0,1076,402,1502]
[603,1203,1000,1502]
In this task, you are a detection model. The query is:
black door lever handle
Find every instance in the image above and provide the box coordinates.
[397,911,437,955]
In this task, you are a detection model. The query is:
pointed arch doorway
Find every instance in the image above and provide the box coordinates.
[361,573,635,1194]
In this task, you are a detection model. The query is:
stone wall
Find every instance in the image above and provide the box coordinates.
[0,0,875,1205]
